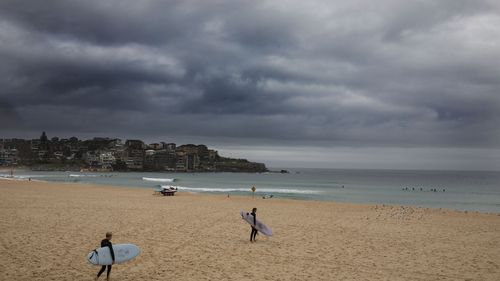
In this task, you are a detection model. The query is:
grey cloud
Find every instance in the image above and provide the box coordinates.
[0,0,194,45]
[0,0,499,157]
[0,100,22,130]
[380,0,494,42]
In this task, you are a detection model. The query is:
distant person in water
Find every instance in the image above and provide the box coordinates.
[250,208,258,242]
[96,232,115,281]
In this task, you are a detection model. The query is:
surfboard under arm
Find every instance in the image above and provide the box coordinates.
[240,211,273,236]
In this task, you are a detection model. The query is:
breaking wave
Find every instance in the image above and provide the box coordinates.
[69,174,97,177]
[172,186,321,195]
[0,174,50,179]
[142,177,176,182]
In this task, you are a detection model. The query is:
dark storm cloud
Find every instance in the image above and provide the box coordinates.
[0,99,22,129]
[0,0,193,45]
[1,0,499,151]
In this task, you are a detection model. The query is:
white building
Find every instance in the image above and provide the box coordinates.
[0,148,18,165]
[99,152,116,169]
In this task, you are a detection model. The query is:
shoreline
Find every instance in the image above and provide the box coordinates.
[1,179,499,280]
[1,176,499,215]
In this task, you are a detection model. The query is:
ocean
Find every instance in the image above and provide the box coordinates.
[2,169,499,213]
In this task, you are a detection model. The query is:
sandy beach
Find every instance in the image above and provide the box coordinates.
[0,179,499,281]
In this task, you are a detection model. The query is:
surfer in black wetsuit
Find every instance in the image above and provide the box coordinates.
[96,232,115,281]
[250,208,258,242]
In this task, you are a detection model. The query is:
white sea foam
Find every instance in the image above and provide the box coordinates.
[170,185,321,194]
[0,174,50,179]
[142,177,175,182]
[69,174,97,177]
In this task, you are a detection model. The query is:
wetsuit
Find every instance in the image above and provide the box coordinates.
[250,211,258,241]
[97,239,115,279]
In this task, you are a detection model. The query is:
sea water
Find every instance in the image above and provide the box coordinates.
[2,169,499,213]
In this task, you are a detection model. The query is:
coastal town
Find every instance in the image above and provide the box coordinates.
[0,132,267,173]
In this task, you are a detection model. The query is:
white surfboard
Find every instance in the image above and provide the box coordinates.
[87,244,140,265]
[240,211,273,237]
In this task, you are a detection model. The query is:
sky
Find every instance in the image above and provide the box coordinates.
[1,0,499,170]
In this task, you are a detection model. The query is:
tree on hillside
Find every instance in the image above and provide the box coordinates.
[40,131,48,143]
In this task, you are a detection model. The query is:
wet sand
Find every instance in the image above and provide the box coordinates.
[0,179,499,281]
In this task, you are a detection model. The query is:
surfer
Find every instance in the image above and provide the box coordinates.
[96,232,115,281]
[250,208,258,242]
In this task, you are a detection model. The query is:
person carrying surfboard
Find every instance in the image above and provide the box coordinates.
[96,232,115,281]
[250,208,258,242]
